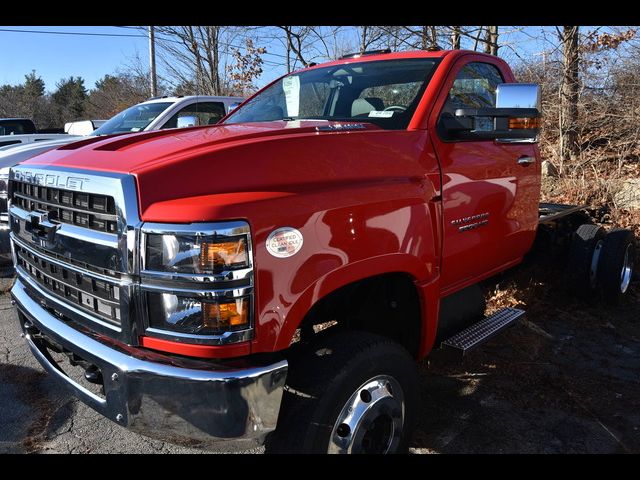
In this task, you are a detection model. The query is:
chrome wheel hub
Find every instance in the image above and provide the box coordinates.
[328,375,404,454]
[620,244,634,294]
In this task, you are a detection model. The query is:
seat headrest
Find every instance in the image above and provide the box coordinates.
[351,97,385,116]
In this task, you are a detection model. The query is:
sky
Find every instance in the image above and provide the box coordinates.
[0,26,151,90]
[0,26,571,93]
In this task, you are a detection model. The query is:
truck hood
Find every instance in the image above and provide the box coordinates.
[20,120,431,221]
[21,121,379,174]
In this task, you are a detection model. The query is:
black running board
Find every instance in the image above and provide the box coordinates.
[440,307,525,358]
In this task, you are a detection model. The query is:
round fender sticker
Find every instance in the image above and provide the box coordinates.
[266,227,304,258]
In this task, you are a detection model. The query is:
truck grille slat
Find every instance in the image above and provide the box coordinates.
[12,181,117,233]
[15,243,122,325]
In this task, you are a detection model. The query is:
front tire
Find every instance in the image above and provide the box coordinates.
[266,331,419,454]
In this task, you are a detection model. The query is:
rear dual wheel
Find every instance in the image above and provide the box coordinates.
[568,224,606,297]
[568,225,635,304]
[597,229,636,305]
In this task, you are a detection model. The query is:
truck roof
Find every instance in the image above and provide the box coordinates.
[141,95,244,105]
[298,49,490,72]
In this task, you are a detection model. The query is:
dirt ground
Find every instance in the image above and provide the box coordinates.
[412,251,640,454]
[0,248,638,454]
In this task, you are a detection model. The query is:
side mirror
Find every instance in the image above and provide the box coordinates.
[496,83,540,110]
[440,83,541,142]
[177,116,199,128]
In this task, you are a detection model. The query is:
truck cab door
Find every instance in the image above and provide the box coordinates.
[430,57,541,293]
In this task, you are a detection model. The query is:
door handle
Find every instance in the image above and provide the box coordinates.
[517,156,535,166]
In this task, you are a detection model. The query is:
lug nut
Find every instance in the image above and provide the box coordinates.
[111,373,119,382]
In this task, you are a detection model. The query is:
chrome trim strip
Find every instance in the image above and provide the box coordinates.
[10,206,118,248]
[140,283,252,298]
[141,221,250,236]
[16,265,122,332]
[49,224,118,248]
[12,192,118,220]
[145,326,253,345]
[140,267,253,285]
[12,235,132,286]
[12,278,287,445]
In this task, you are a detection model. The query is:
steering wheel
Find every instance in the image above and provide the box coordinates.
[383,105,407,112]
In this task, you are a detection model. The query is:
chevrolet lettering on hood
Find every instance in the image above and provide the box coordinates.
[11,170,89,190]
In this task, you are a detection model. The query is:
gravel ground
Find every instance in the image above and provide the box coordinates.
[1,255,638,453]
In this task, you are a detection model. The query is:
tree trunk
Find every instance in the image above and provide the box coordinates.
[560,26,580,166]
[484,26,499,55]
[451,26,460,49]
[360,26,368,53]
[420,26,429,50]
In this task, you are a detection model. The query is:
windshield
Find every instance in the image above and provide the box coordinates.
[92,102,172,135]
[224,58,439,130]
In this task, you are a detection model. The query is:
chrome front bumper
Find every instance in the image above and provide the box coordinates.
[11,278,288,447]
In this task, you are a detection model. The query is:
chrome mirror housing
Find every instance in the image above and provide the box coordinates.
[177,116,199,128]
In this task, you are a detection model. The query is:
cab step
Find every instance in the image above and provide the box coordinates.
[440,307,525,358]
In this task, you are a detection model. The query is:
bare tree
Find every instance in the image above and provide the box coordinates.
[279,26,313,69]
[155,26,243,95]
[559,26,581,166]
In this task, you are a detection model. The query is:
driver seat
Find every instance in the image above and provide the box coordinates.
[351,97,385,117]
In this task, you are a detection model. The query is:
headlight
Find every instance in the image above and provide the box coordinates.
[145,232,249,273]
[141,221,253,347]
[147,293,250,335]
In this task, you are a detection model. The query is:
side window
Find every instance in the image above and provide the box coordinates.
[162,102,226,129]
[443,62,504,113]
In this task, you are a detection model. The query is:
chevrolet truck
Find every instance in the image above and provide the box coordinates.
[5,50,636,454]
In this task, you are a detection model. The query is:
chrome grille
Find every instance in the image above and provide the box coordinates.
[11,180,117,233]
[9,165,142,344]
[15,242,122,326]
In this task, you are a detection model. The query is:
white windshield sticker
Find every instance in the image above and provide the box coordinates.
[282,76,300,117]
[368,110,394,118]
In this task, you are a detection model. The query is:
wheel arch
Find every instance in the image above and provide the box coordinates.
[272,253,440,358]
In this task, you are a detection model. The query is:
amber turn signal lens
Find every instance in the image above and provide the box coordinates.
[199,238,248,271]
[202,300,249,330]
[509,117,540,129]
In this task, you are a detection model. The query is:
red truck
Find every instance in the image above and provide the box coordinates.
[7,49,636,454]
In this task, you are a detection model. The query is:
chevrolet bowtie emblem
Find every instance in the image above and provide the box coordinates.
[26,210,60,244]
